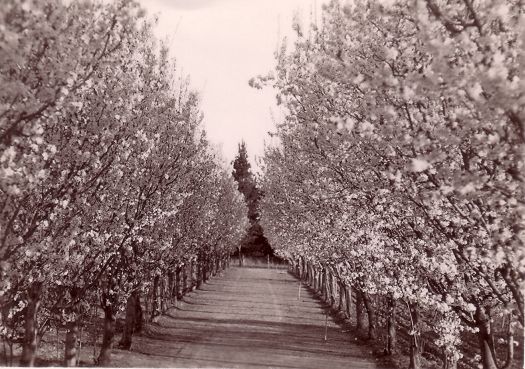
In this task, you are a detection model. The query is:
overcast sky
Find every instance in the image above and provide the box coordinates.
[139,0,327,168]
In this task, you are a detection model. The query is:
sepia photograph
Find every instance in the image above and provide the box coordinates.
[0,0,523,368]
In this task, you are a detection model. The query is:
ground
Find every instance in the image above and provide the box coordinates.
[110,267,384,368]
[1,266,390,368]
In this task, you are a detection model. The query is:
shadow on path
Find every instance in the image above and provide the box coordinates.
[111,267,386,368]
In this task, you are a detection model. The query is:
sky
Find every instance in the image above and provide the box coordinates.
[139,0,327,168]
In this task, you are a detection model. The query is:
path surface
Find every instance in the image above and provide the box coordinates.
[111,267,382,368]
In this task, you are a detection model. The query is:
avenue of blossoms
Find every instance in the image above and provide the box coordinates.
[0,0,247,366]
[257,1,524,369]
[1,1,524,369]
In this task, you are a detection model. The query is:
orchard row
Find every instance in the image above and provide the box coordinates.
[0,1,247,366]
[257,1,524,369]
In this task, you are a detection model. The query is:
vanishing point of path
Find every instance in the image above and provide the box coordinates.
[110,267,383,368]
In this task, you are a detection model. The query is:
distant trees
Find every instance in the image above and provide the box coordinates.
[232,142,259,222]
[0,0,247,366]
[232,142,272,259]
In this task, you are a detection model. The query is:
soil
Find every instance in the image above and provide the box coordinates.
[111,266,385,368]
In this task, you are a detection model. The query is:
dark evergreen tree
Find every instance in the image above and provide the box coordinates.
[232,142,258,221]
[232,142,272,259]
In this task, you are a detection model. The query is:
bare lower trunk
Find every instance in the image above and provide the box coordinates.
[150,275,160,321]
[443,355,458,369]
[97,306,116,366]
[238,247,242,267]
[321,268,327,300]
[338,282,344,311]
[327,272,336,307]
[175,267,181,299]
[196,260,202,289]
[64,288,81,367]
[501,313,515,369]
[355,289,366,333]
[167,272,174,302]
[20,282,42,367]
[119,291,140,350]
[64,320,79,366]
[385,295,396,355]
[475,306,498,369]
[345,285,352,319]
[408,303,422,369]
[182,264,188,294]
[159,277,165,313]
[202,265,207,284]
[134,293,143,333]
[362,292,377,340]
[190,260,195,289]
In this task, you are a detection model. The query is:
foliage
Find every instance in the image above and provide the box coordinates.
[232,142,272,255]
[0,0,247,365]
[256,1,524,368]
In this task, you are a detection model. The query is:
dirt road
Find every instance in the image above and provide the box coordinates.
[110,267,382,368]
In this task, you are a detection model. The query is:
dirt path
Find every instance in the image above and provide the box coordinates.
[111,267,382,368]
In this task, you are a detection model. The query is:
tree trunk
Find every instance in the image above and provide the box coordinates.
[474,306,498,369]
[175,267,181,299]
[20,282,42,367]
[331,274,337,308]
[167,271,174,302]
[186,262,191,292]
[362,292,377,340]
[64,320,79,366]
[150,275,160,321]
[338,282,344,311]
[330,275,336,307]
[190,260,195,289]
[203,260,208,283]
[182,265,188,295]
[443,355,458,369]
[160,277,165,313]
[345,285,352,319]
[408,303,422,369]
[327,272,335,307]
[385,295,396,355]
[355,289,366,333]
[306,262,311,285]
[322,268,327,300]
[97,306,116,366]
[119,291,139,350]
[196,260,202,289]
[134,293,143,333]
[201,259,206,284]
[501,312,515,369]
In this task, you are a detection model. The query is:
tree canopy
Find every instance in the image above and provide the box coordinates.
[232,142,272,256]
[256,1,524,368]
